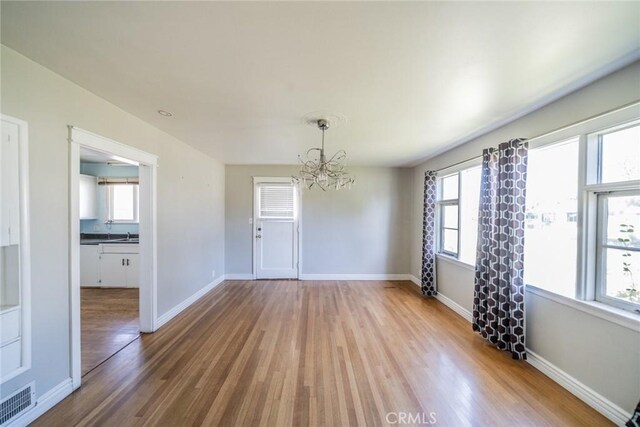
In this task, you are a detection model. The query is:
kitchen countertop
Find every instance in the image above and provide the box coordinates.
[80,233,139,245]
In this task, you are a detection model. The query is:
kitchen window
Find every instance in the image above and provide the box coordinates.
[107,184,139,223]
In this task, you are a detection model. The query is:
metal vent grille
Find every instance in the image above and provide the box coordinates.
[0,382,35,426]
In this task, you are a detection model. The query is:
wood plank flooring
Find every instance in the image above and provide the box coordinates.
[39,280,611,426]
[81,288,139,375]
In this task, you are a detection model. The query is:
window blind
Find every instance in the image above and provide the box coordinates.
[259,184,294,219]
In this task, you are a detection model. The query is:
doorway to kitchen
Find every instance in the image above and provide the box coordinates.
[69,126,158,390]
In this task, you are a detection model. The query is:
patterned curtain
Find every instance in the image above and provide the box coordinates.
[422,171,437,296]
[472,139,528,360]
[627,400,640,427]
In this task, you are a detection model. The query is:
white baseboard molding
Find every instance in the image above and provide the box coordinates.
[409,275,421,287]
[526,350,631,425]
[155,275,225,329]
[224,274,255,280]
[431,290,631,425]
[299,274,412,281]
[8,378,73,427]
[434,293,473,323]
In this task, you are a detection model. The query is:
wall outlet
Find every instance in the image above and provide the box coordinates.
[92,224,100,231]
[212,270,216,278]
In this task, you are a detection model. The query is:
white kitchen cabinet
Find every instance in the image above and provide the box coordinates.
[80,245,100,287]
[80,243,139,288]
[79,174,98,219]
[125,254,139,288]
[99,253,128,287]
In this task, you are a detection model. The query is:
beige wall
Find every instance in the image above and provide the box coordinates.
[0,46,225,399]
[410,60,640,413]
[225,165,413,276]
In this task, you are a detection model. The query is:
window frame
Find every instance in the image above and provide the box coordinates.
[107,184,139,223]
[435,167,480,263]
[594,189,640,312]
[523,111,640,315]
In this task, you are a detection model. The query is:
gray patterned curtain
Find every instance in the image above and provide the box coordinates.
[472,139,528,360]
[422,171,437,296]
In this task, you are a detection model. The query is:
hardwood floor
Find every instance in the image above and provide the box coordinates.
[39,280,611,426]
[81,288,139,375]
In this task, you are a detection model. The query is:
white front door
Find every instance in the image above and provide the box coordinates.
[254,178,299,279]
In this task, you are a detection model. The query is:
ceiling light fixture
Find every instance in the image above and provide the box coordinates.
[157,109,173,117]
[293,119,355,191]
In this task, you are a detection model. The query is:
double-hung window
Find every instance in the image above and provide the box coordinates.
[436,166,481,265]
[588,122,640,312]
[523,112,639,315]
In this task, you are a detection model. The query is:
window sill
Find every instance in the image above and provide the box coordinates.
[526,285,640,332]
[436,253,475,272]
[107,221,139,224]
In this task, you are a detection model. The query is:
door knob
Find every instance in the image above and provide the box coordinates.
[256,235,262,239]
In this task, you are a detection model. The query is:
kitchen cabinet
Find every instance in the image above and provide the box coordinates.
[80,243,139,288]
[79,174,98,220]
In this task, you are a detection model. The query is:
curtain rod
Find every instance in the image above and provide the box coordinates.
[435,100,639,172]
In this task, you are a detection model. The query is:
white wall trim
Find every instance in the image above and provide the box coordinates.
[224,274,255,280]
[299,274,412,281]
[68,126,158,390]
[409,274,421,287]
[155,275,225,329]
[526,350,632,426]
[434,293,473,322]
[526,285,640,332]
[432,288,632,425]
[7,378,73,427]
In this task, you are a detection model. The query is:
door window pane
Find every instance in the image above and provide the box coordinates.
[441,174,459,200]
[600,125,640,183]
[524,138,579,297]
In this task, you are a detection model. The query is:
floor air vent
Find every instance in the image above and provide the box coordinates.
[0,382,35,426]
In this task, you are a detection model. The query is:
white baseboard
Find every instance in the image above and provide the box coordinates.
[434,293,473,323]
[155,275,225,329]
[431,290,631,425]
[7,378,73,427]
[409,275,421,287]
[526,350,631,425]
[298,274,412,281]
[224,274,255,280]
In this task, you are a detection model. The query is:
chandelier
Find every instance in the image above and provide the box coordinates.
[293,119,355,191]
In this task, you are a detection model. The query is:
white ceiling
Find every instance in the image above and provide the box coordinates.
[2,2,639,166]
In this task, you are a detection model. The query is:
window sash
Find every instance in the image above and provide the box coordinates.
[594,189,640,312]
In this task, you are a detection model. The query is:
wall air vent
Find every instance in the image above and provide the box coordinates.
[0,382,35,426]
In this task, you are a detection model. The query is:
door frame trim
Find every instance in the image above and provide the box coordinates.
[252,177,301,280]
[68,126,158,390]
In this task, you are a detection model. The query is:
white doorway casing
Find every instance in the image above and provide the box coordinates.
[253,177,300,279]
[68,126,158,389]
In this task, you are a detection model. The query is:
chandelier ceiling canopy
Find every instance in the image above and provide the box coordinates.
[293,119,355,191]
